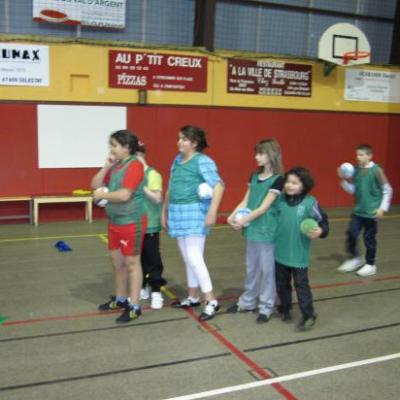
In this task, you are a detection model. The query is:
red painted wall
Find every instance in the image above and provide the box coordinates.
[0,103,398,222]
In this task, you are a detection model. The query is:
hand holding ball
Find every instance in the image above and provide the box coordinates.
[234,207,251,227]
[94,187,109,207]
[339,162,355,179]
[300,218,318,236]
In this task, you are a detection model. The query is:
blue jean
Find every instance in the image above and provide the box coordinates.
[346,214,378,265]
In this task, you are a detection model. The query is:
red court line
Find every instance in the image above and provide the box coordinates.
[185,307,298,400]
[3,275,400,327]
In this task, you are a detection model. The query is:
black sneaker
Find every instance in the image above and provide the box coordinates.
[296,314,317,331]
[116,305,142,324]
[199,302,220,321]
[256,313,270,324]
[226,303,256,314]
[171,297,201,309]
[98,296,128,311]
[281,312,293,323]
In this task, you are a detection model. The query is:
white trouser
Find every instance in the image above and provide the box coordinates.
[177,235,213,294]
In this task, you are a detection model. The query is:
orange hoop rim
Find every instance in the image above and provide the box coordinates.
[342,50,370,65]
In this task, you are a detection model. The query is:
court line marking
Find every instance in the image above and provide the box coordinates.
[161,352,400,400]
[0,212,398,243]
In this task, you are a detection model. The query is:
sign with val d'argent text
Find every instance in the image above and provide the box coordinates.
[109,51,207,92]
[227,59,312,97]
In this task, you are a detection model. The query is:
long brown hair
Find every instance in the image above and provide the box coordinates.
[255,138,283,174]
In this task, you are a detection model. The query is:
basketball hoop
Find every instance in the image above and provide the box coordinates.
[342,50,370,65]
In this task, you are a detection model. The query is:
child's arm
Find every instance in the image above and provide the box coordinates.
[161,190,169,230]
[227,189,250,230]
[308,202,329,240]
[375,167,393,218]
[91,155,115,189]
[144,170,163,204]
[337,168,355,194]
[205,181,225,227]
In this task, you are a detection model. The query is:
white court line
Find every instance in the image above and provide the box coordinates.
[162,352,400,400]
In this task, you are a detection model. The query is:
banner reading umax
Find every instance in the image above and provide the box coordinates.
[0,43,49,87]
[33,0,126,29]
[109,50,208,92]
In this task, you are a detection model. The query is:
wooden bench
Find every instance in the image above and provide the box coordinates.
[32,195,93,226]
[0,196,32,223]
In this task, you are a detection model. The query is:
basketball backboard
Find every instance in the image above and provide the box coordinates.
[319,23,371,66]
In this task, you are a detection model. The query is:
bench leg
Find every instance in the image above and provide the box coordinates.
[33,201,39,227]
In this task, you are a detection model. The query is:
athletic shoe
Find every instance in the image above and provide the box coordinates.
[116,305,141,324]
[296,314,317,331]
[199,301,220,321]
[226,303,256,313]
[281,312,293,323]
[337,257,364,272]
[151,292,164,310]
[256,313,270,324]
[98,296,128,311]
[171,297,201,308]
[140,286,150,300]
[356,264,377,277]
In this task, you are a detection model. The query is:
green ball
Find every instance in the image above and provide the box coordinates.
[300,218,318,235]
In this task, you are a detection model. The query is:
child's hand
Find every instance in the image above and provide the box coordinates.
[227,215,241,230]
[205,210,217,227]
[104,154,116,168]
[93,187,107,201]
[161,212,168,231]
[337,168,352,182]
[307,226,322,239]
[374,208,385,219]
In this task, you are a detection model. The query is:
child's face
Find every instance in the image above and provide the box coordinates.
[109,138,129,160]
[177,132,197,156]
[284,174,304,195]
[255,151,270,169]
[356,149,372,167]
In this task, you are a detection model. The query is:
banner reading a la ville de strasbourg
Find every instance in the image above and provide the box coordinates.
[33,0,125,29]
[228,59,312,97]
[109,50,208,92]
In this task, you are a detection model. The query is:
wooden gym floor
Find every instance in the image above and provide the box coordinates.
[0,207,399,400]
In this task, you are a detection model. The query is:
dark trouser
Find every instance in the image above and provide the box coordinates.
[275,262,314,319]
[141,233,167,292]
[346,214,378,265]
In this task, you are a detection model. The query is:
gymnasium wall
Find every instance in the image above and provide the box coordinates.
[1,43,399,221]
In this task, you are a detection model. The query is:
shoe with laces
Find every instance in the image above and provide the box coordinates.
[199,301,220,321]
[98,296,128,311]
[171,297,201,308]
[140,286,150,300]
[151,292,164,310]
[116,305,142,324]
[337,257,364,272]
[296,314,317,331]
[226,303,256,313]
[356,264,377,277]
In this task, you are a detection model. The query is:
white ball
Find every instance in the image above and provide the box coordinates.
[198,182,214,200]
[339,162,355,178]
[235,207,251,227]
[95,187,109,207]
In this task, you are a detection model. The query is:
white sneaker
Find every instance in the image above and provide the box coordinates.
[151,292,164,309]
[140,286,150,300]
[356,264,377,277]
[337,257,364,272]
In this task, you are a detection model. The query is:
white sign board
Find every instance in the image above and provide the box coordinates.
[345,69,400,103]
[0,43,49,86]
[38,105,127,168]
[33,0,126,29]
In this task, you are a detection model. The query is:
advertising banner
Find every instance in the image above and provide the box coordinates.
[33,0,126,29]
[227,59,312,97]
[109,50,208,92]
[345,69,400,103]
[0,43,49,86]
